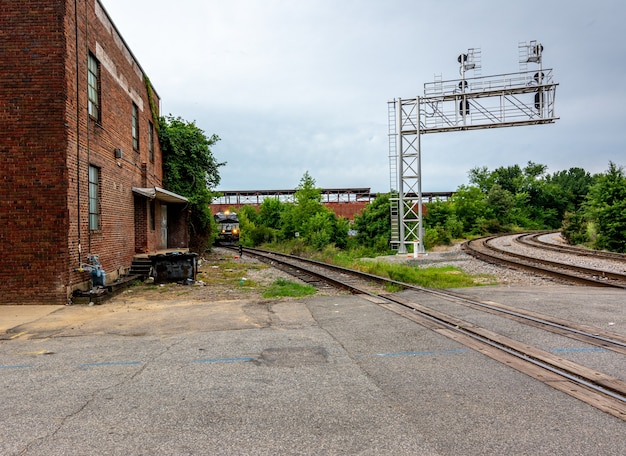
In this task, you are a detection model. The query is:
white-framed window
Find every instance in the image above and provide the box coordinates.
[132,103,139,151]
[87,53,100,121]
[88,165,100,231]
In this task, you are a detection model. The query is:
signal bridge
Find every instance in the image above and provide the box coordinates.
[420,68,558,132]
[388,41,559,253]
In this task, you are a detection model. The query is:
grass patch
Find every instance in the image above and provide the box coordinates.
[158,284,174,293]
[357,261,486,288]
[303,247,495,289]
[299,249,492,288]
[237,277,258,289]
[233,244,496,290]
[263,278,317,299]
[384,282,405,293]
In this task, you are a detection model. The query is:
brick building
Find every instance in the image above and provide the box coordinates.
[0,0,190,305]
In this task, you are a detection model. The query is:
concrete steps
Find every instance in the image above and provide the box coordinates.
[130,257,152,278]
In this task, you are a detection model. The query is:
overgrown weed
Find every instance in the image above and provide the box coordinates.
[263,278,316,298]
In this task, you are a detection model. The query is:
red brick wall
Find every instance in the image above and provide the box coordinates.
[0,1,70,304]
[0,1,166,304]
[134,195,149,253]
[323,202,368,221]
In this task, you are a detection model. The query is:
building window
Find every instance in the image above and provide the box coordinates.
[132,103,139,151]
[148,121,154,163]
[87,53,100,122]
[88,165,100,230]
[149,200,155,231]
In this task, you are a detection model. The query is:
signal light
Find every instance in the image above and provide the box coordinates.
[459,99,470,116]
[534,91,543,111]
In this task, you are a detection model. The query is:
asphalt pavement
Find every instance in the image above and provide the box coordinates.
[0,287,624,455]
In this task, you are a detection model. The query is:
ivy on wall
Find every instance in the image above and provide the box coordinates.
[143,75,160,135]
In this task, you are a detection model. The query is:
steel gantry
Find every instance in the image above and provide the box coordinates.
[388,41,559,253]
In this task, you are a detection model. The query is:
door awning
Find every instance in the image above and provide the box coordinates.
[132,187,189,204]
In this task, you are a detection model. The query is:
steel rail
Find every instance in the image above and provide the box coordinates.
[492,234,626,285]
[384,294,626,411]
[405,286,626,354]
[240,246,626,352]
[517,232,626,261]
[463,235,626,289]
[237,246,626,420]
[242,246,400,290]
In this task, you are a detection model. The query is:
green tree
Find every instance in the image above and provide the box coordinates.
[424,199,454,228]
[281,171,325,239]
[546,167,593,212]
[465,162,589,232]
[585,162,626,252]
[424,197,465,245]
[159,115,223,252]
[530,168,591,229]
[238,205,278,247]
[561,210,590,245]
[273,172,349,250]
[486,184,515,222]
[331,216,350,249]
[258,198,284,231]
[523,161,548,181]
[467,166,493,193]
[294,171,324,220]
[492,164,524,194]
[353,193,391,251]
[449,185,488,234]
[304,212,334,250]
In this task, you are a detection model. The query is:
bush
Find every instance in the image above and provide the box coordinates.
[561,211,588,245]
[586,162,626,252]
[248,225,278,247]
[423,226,452,249]
[474,217,504,234]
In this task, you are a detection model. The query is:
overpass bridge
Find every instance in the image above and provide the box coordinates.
[211,189,453,220]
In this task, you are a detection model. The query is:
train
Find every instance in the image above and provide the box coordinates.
[214,210,240,244]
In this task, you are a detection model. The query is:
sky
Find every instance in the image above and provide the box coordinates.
[101,0,625,193]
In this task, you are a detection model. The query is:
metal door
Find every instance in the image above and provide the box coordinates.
[160,204,168,249]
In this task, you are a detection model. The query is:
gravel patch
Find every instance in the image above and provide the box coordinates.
[490,233,626,275]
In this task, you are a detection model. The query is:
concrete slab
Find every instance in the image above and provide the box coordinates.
[0,305,64,333]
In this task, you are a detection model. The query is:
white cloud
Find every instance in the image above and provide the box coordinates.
[102,0,626,193]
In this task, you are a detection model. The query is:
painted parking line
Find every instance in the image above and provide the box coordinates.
[376,349,468,357]
[79,361,141,368]
[0,346,610,372]
[193,357,254,364]
[16,350,53,356]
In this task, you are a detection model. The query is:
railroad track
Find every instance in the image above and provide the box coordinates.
[237,246,626,421]
[462,233,626,288]
[517,231,626,261]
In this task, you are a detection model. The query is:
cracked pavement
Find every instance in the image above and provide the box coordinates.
[1,251,623,455]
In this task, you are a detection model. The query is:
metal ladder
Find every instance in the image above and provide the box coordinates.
[387,100,399,250]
